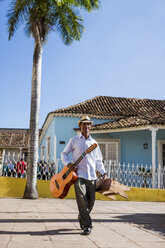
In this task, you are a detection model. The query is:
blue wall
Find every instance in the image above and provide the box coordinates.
[39,118,55,162]
[93,129,165,166]
[54,116,77,161]
[157,129,165,140]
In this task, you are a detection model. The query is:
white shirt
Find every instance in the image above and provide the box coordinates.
[61,134,106,180]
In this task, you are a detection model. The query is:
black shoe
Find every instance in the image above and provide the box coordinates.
[81,227,91,235]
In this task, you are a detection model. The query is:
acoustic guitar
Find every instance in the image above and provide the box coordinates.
[50,143,97,199]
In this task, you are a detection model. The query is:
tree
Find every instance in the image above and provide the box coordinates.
[6,0,100,199]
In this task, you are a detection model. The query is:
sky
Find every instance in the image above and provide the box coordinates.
[1,0,165,129]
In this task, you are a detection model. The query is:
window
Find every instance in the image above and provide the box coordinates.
[158,140,165,168]
[158,140,165,189]
[98,140,120,164]
[46,137,51,163]
[41,146,45,161]
[162,144,165,167]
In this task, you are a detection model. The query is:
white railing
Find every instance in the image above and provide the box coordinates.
[1,157,165,189]
[54,159,165,189]
[103,160,165,189]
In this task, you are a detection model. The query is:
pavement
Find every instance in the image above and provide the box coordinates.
[0,198,164,248]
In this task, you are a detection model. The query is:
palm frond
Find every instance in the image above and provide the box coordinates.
[60,0,100,11]
[54,4,84,45]
[7,0,32,40]
[7,0,100,45]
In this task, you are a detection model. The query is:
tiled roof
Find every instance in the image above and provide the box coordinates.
[51,96,165,119]
[44,96,165,130]
[90,115,165,131]
[0,129,29,148]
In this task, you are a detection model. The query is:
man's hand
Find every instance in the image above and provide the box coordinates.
[102,173,108,181]
[67,163,77,171]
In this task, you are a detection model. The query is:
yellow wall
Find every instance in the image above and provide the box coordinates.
[0,177,165,201]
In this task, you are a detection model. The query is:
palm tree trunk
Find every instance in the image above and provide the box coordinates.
[23,39,42,199]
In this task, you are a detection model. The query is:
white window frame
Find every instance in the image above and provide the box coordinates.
[96,139,121,164]
[158,140,165,168]
[40,146,45,161]
[46,136,51,163]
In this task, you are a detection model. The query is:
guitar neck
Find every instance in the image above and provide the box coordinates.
[74,152,86,166]
[71,143,97,167]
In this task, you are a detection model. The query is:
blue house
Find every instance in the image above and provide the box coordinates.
[39,96,165,188]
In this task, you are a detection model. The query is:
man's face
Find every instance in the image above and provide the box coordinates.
[80,122,91,137]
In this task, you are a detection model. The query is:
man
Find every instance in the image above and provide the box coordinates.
[61,116,107,235]
[8,160,15,171]
[16,158,27,178]
[7,160,15,177]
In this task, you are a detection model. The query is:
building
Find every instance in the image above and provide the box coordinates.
[1,96,164,187]
[0,128,29,173]
[39,96,165,176]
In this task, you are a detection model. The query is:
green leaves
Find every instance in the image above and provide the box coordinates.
[60,0,100,11]
[7,0,31,39]
[54,4,84,45]
[6,0,100,44]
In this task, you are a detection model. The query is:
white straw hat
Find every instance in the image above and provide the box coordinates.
[78,115,93,125]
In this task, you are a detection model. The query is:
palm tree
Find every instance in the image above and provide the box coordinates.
[6,0,100,199]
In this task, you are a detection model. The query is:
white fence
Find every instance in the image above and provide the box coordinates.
[55,159,165,189]
[103,161,165,189]
[1,157,165,189]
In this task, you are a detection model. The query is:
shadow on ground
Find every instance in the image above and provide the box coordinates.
[0,228,80,236]
[0,213,164,236]
[114,213,165,236]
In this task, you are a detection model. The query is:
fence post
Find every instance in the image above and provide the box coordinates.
[117,162,120,182]
[149,127,158,189]
[108,160,111,178]
[55,159,59,174]
[158,164,161,189]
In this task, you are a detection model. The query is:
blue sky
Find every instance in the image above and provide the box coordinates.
[1,0,165,129]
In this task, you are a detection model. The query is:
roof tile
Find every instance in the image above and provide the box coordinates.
[52,96,165,118]
[48,96,165,130]
[0,129,29,148]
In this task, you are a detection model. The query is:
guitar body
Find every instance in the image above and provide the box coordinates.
[50,166,77,199]
[50,143,97,199]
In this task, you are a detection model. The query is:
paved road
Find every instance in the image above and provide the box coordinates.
[0,198,164,248]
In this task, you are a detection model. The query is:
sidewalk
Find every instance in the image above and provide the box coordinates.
[0,198,164,248]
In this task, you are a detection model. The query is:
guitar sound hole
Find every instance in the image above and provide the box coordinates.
[55,180,59,190]
[62,169,71,180]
